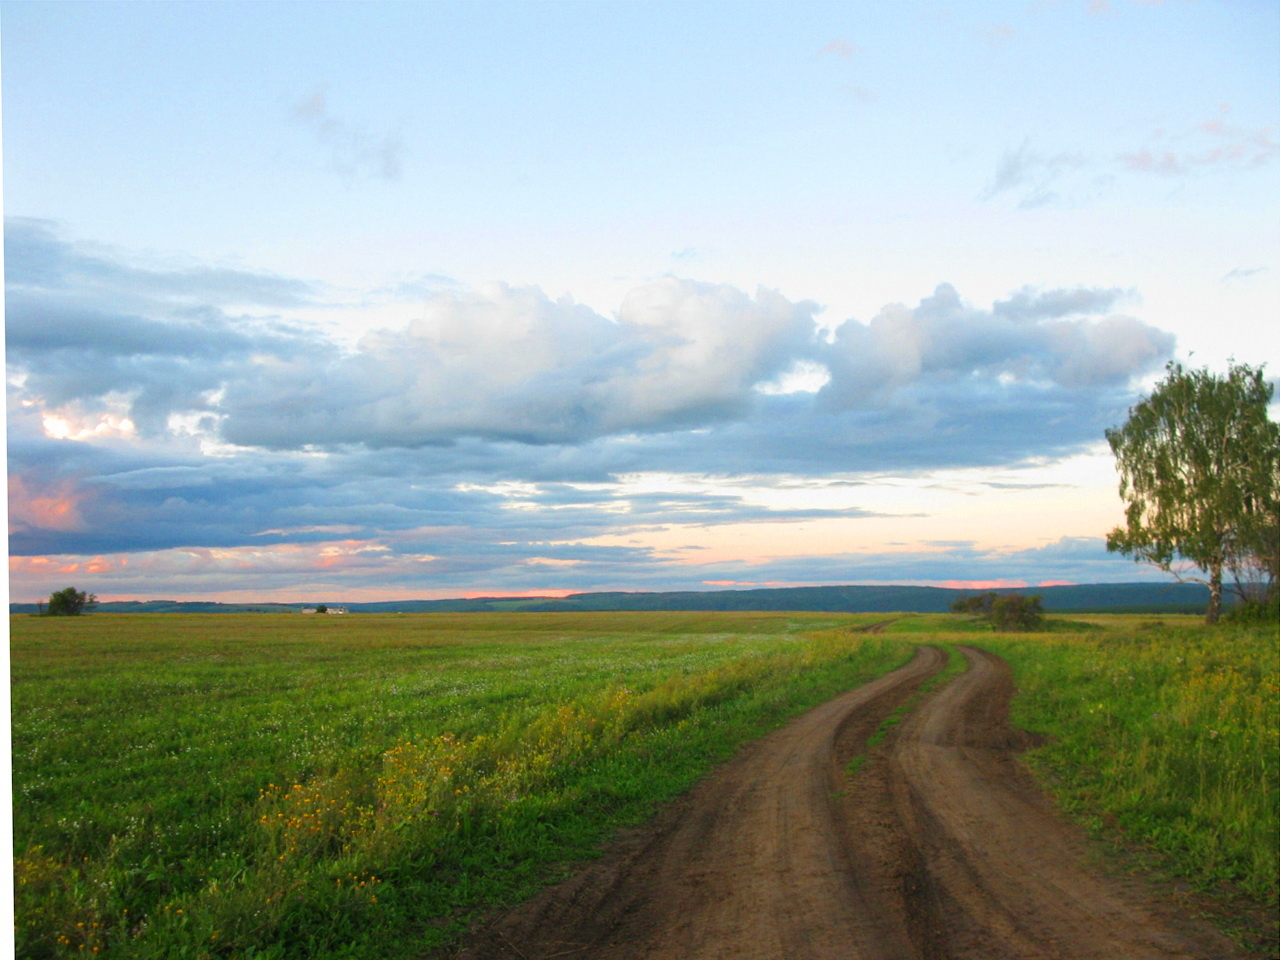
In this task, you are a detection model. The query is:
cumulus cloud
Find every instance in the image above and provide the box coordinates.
[201,276,1169,454]
[819,282,1168,404]
[7,222,1178,591]
[218,283,629,447]
[214,278,822,447]
[9,222,1173,463]
[604,280,819,431]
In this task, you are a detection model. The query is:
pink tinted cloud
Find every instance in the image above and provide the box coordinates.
[9,539,410,603]
[702,579,787,587]
[1119,148,1183,175]
[940,579,1028,590]
[10,554,122,578]
[9,476,88,533]
[1121,115,1276,176]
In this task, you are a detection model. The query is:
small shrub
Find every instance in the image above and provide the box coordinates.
[951,592,1044,631]
[991,594,1044,631]
[1221,593,1279,624]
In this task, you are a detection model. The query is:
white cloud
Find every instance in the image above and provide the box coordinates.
[820,283,1170,405]
[755,360,832,396]
[214,278,822,447]
[603,279,819,430]
[981,139,1088,209]
[816,39,858,59]
[202,277,1170,452]
[1221,267,1268,283]
[986,114,1278,208]
[9,219,1174,460]
[292,88,405,182]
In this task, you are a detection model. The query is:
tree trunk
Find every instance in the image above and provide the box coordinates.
[1206,561,1223,625]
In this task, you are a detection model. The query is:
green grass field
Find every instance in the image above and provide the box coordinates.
[10,611,909,958]
[10,611,1278,958]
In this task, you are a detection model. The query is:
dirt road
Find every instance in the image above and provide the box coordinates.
[452,646,1244,960]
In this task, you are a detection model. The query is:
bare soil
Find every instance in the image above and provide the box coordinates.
[448,646,1247,960]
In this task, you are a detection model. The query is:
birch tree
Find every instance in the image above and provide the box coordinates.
[1105,361,1279,624]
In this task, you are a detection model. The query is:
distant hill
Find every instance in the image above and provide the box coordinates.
[10,582,1213,616]
[8,599,301,615]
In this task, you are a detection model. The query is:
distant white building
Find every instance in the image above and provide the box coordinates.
[300,605,349,614]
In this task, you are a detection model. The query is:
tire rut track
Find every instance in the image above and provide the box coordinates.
[849,645,1243,960]
[448,645,1244,960]
[451,646,946,960]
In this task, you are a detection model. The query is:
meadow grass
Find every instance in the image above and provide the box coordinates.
[14,611,1277,958]
[11,611,908,959]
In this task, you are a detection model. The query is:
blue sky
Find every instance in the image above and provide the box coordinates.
[5,0,1279,602]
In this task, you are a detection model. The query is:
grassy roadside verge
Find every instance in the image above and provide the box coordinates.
[976,617,1278,953]
[11,612,911,959]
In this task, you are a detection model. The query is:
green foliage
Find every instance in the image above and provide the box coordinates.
[950,592,1044,631]
[45,586,97,616]
[1221,593,1280,625]
[950,591,997,616]
[10,611,907,959]
[991,594,1044,631]
[1105,360,1280,624]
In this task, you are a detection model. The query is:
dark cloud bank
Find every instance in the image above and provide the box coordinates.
[6,219,1175,592]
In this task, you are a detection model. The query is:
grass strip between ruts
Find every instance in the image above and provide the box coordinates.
[844,642,967,780]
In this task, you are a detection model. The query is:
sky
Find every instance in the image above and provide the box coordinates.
[4,0,1280,603]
